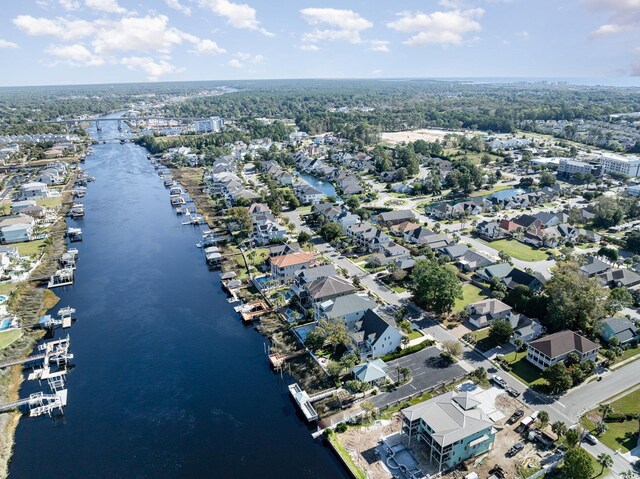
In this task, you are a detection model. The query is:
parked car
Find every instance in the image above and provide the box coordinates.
[506,387,521,398]
[584,434,598,445]
[507,409,525,424]
[491,375,507,388]
[506,443,525,457]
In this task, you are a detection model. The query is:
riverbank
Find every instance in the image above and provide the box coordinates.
[0,164,79,478]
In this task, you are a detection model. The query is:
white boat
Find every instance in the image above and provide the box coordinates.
[48,268,74,288]
[67,227,83,242]
[69,203,85,218]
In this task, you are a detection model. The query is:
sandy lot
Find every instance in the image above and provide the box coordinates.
[380,128,482,145]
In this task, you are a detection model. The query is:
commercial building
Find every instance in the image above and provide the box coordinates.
[195,117,224,133]
[600,154,640,177]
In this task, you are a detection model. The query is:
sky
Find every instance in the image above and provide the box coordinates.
[0,0,638,86]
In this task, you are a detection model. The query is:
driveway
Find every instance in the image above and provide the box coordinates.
[370,346,467,408]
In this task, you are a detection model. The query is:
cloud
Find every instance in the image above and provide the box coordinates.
[84,0,126,13]
[517,30,529,40]
[91,15,186,54]
[197,0,272,35]
[59,0,81,10]
[299,44,320,51]
[46,43,104,65]
[300,7,373,46]
[13,15,95,40]
[387,8,484,46]
[228,58,243,68]
[121,56,180,80]
[165,0,191,15]
[191,39,226,55]
[0,39,19,49]
[582,0,640,35]
[369,40,390,52]
[227,52,265,68]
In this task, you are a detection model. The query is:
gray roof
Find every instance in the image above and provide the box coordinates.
[602,316,639,343]
[439,245,469,258]
[352,359,387,383]
[598,269,640,287]
[319,293,374,319]
[580,257,611,276]
[306,276,356,300]
[295,264,337,283]
[350,309,395,345]
[402,391,494,447]
[477,262,513,280]
[378,210,415,222]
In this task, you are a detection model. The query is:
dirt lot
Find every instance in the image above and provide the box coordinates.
[380,128,482,145]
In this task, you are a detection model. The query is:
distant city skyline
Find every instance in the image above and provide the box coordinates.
[0,0,638,86]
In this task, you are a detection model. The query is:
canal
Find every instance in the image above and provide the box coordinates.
[8,121,347,478]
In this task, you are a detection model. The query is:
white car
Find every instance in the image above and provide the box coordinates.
[491,375,507,388]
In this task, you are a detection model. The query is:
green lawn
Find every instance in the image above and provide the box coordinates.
[618,344,640,363]
[469,184,514,198]
[36,197,63,209]
[327,433,367,479]
[472,327,501,352]
[0,329,22,350]
[407,330,422,340]
[453,283,488,313]
[582,388,640,453]
[502,352,547,387]
[16,238,47,258]
[611,387,640,414]
[483,239,548,262]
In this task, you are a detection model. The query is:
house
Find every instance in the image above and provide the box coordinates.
[476,221,504,240]
[402,391,496,473]
[38,168,64,185]
[347,222,390,252]
[580,257,611,278]
[352,359,388,385]
[377,210,416,227]
[390,221,421,236]
[368,242,411,267]
[405,227,453,249]
[11,200,37,215]
[18,182,48,200]
[316,292,375,327]
[503,268,545,291]
[294,182,324,205]
[269,242,301,257]
[509,314,544,345]
[349,309,402,360]
[498,219,520,235]
[456,250,495,272]
[270,252,317,281]
[600,317,640,345]
[526,330,600,370]
[466,299,512,329]
[598,269,640,289]
[308,276,356,309]
[438,245,469,261]
[475,263,515,283]
[0,215,35,244]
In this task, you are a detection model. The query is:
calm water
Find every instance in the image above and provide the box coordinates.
[9,122,346,478]
[296,172,339,199]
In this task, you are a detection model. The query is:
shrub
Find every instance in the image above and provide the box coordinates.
[380,339,435,361]
[604,413,625,422]
[335,423,348,433]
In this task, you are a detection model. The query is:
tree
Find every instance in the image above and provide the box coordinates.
[543,362,573,394]
[598,403,613,420]
[228,206,252,235]
[551,421,567,437]
[339,353,359,371]
[609,287,633,312]
[538,410,550,428]
[297,231,311,245]
[592,196,624,228]
[597,453,613,475]
[361,400,376,418]
[565,428,581,448]
[315,318,350,352]
[626,231,640,255]
[489,319,513,345]
[563,447,595,479]
[304,331,325,350]
[326,360,343,378]
[543,262,609,333]
[442,340,463,358]
[319,222,342,242]
[539,171,556,188]
[410,260,463,315]
[595,421,608,435]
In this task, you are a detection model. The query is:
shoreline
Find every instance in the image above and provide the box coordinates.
[0,164,79,479]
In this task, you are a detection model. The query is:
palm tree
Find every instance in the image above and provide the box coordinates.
[551,421,567,438]
[514,338,523,359]
[599,403,613,420]
[597,453,613,475]
[538,411,550,428]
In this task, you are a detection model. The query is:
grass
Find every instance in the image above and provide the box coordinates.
[502,351,547,387]
[0,329,22,350]
[381,391,433,418]
[453,283,488,313]
[36,197,63,209]
[407,330,422,340]
[610,387,640,414]
[327,432,367,479]
[469,184,514,198]
[0,283,18,296]
[16,238,47,258]
[617,344,640,363]
[472,327,501,352]
[482,239,548,262]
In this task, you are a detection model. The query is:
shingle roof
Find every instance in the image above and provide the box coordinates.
[352,359,387,383]
[319,293,374,319]
[306,276,355,300]
[350,309,394,345]
[528,330,599,358]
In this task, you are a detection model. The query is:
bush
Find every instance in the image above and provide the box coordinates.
[380,339,435,361]
[604,413,625,422]
[335,423,348,433]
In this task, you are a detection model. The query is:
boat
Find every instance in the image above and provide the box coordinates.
[170,195,186,206]
[69,203,85,218]
[47,268,74,288]
[57,306,76,328]
[201,230,217,247]
[67,227,83,242]
[60,251,77,270]
[163,178,174,187]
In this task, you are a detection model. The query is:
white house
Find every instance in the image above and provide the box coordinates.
[0,215,35,244]
[349,309,402,360]
[19,182,49,200]
[11,200,37,215]
[526,330,600,370]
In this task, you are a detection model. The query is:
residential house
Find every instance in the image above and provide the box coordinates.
[402,391,496,473]
[405,227,453,249]
[368,242,411,267]
[270,252,317,282]
[349,309,402,360]
[269,242,301,257]
[466,299,512,329]
[377,210,416,227]
[317,292,375,327]
[509,314,544,345]
[294,182,324,205]
[476,221,504,241]
[457,250,495,272]
[600,317,640,345]
[352,359,388,386]
[308,276,356,310]
[502,268,546,292]
[37,168,64,185]
[526,330,600,370]
[390,221,421,237]
[580,257,611,278]
[11,200,37,215]
[347,222,390,252]
[598,269,640,289]
[18,182,48,200]
[475,263,513,283]
[0,215,35,244]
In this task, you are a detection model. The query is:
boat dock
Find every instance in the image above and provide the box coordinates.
[288,383,319,422]
[236,300,272,323]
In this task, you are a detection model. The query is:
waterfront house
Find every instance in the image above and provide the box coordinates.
[18,182,49,200]
[526,330,600,370]
[401,391,496,473]
[269,242,301,257]
[600,317,640,345]
[270,252,317,282]
[38,168,65,185]
[316,292,375,327]
[0,215,35,244]
[466,299,512,329]
[294,182,324,205]
[352,359,388,386]
[349,309,402,360]
[11,200,37,215]
[308,276,356,311]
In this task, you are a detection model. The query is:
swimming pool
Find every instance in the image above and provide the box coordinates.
[0,318,11,331]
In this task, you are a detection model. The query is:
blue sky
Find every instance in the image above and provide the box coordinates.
[0,0,637,86]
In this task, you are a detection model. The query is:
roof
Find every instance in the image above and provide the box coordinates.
[270,252,316,268]
[601,317,640,343]
[528,330,600,359]
[306,275,355,300]
[468,298,511,316]
[580,257,611,276]
[598,269,640,287]
[350,309,395,345]
[402,391,494,447]
[440,245,469,258]
[295,264,337,282]
[477,262,513,280]
[352,359,388,382]
[319,293,374,319]
[378,210,415,222]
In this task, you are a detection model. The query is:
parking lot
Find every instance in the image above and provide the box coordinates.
[371,346,467,408]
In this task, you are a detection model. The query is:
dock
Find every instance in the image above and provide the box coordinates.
[268,349,307,369]
[236,300,272,323]
[288,383,319,422]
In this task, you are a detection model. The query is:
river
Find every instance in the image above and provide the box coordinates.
[8,120,346,478]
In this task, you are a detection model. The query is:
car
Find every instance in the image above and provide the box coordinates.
[583,434,598,445]
[506,387,521,398]
[491,375,507,388]
[506,443,525,457]
[507,409,524,424]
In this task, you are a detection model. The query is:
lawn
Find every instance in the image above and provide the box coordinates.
[611,387,640,414]
[483,239,548,262]
[618,344,640,363]
[16,238,47,258]
[407,330,422,340]
[472,327,501,352]
[469,184,514,198]
[453,283,488,313]
[582,388,640,453]
[36,197,63,209]
[0,282,18,296]
[502,351,547,387]
[0,329,22,350]
[327,433,367,479]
